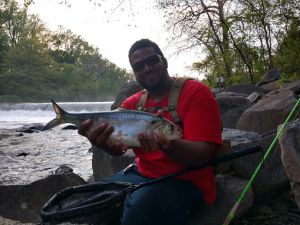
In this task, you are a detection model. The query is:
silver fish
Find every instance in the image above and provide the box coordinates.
[42,100,182,147]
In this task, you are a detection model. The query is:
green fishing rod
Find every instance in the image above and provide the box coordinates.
[223,96,300,225]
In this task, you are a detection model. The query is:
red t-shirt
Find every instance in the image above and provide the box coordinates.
[121,79,222,204]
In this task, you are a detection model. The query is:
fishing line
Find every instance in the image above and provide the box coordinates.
[222,96,300,225]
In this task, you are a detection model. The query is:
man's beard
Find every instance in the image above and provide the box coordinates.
[137,69,169,92]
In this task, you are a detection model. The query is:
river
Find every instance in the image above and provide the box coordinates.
[0,102,113,185]
[0,101,113,129]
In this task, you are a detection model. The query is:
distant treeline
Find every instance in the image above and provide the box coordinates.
[0,0,133,103]
[1,1,300,103]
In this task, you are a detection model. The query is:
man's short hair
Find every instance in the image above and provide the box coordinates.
[128,39,167,66]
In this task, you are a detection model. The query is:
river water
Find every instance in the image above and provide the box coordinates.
[0,101,113,129]
[0,102,113,185]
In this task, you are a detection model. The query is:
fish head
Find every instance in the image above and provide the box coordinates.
[150,118,182,140]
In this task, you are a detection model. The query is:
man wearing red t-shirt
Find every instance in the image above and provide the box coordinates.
[79,39,222,225]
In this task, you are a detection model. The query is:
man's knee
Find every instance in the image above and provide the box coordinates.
[120,183,198,225]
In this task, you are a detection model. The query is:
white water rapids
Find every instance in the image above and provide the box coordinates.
[0,102,112,185]
[0,102,113,129]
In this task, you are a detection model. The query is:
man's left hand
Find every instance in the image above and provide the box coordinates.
[137,110,171,152]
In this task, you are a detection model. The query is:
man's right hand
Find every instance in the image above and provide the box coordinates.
[78,119,128,156]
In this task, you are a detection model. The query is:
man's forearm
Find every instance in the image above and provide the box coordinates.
[162,139,217,167]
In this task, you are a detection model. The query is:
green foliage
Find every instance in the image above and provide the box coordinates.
[158,0,300,86]
[0,0,133,103]
[275,19,300,82]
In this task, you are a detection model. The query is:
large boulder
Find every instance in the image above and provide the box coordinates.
[257,68,281,86]
[110,81,143,110]
[236,90,299,134]
[189,175,254,225]
[224,83,267,95]
[0,173,86,223]
[280,118,300,209]
[92,146,135,181]
[258,80,280,92]
[229,130,289,202]
[216,92,253,129]
[222,128,290,202]
[281,79,300,92]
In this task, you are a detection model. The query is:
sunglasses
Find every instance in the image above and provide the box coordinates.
[132,54,163,72]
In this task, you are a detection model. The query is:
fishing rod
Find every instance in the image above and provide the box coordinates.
[135,145,262,190]
[223,96,300,225]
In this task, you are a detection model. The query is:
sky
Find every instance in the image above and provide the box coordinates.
[27,0,204,79]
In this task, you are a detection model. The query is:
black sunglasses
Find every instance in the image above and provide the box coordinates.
[132,54,163,72]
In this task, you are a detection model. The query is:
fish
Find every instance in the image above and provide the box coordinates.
[42,99,182,147]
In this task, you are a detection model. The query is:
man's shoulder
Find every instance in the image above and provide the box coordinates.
[182,79,213,96]
[121,90,145,110]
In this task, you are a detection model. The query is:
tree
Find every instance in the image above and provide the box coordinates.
[0,0,133,102]
[275,19,300,81]
[156,0,300,86]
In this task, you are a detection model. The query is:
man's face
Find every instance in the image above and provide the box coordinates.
[129,46,168,92]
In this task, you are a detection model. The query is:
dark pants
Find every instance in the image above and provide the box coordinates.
[102,164,205,225]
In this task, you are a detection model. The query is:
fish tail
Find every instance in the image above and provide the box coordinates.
[41,99,66,131]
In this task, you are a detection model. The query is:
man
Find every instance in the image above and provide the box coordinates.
[78,39,222,225]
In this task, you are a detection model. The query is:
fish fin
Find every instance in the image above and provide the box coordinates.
[41,118,61,131]
[51,99,66,116]
[41,99,65,131]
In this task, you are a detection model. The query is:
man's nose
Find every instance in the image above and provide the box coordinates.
[143,63,152,72]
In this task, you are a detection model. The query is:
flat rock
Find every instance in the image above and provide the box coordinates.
[280,118,300,209]
[236,90,299,134]
[189,174,254,225]
[0,173,86,223]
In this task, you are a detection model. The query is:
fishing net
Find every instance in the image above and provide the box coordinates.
[40,181,134,225]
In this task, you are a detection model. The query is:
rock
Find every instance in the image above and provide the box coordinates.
[92,146,115,180]
[111,150,135,174]
[189,174,254,225]
[222,128,261,147]
[110,81,143,110]
[92,146,135,181]
[15,123,44,133]
[247,92,263,103]
[257,69,281,86]
[55,165,74,174]
[258,80,280,92]
[211,88,223,95]
[0,173,86,223]
[236,90,299,134]
[281,79,300,93]
[62,124,78,130]
[0,215,87,225]
[224,83,267,95]
[216,92,253,129]
[280,119,300,209]
[227,132,289,202]
[16,152,29,157]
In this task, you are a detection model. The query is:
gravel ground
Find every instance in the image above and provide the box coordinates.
[236,191,300,225]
